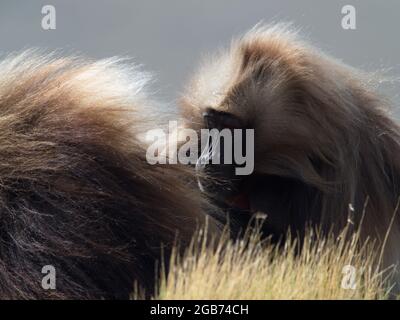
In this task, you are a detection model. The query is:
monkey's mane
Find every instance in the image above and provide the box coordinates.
[0,51,214,299]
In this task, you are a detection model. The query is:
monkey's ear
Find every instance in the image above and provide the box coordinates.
[203,108,243,130]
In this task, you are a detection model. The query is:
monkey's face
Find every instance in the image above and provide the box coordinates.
[191,102,306,237]
[196,107,248,206]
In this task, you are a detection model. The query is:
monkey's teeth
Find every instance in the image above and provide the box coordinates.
[254,212,268,220]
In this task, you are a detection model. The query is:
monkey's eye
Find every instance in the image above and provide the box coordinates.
[203,108,242,130]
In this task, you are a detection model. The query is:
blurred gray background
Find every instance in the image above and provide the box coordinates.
[0,0,399,112]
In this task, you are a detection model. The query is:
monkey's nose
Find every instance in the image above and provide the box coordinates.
[203,109,218,129]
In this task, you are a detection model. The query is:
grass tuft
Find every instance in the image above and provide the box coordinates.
[155,223,397,300]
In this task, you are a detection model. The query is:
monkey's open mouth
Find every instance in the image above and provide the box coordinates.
[196,165,253,213]
[227,192,251,211]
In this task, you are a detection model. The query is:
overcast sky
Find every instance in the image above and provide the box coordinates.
[0,1,399,113]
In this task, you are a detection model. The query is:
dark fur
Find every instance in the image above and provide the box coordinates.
[0,51,219,299]
[180,25,400,280]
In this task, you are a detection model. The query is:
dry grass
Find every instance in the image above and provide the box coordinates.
[154,223,397,300]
